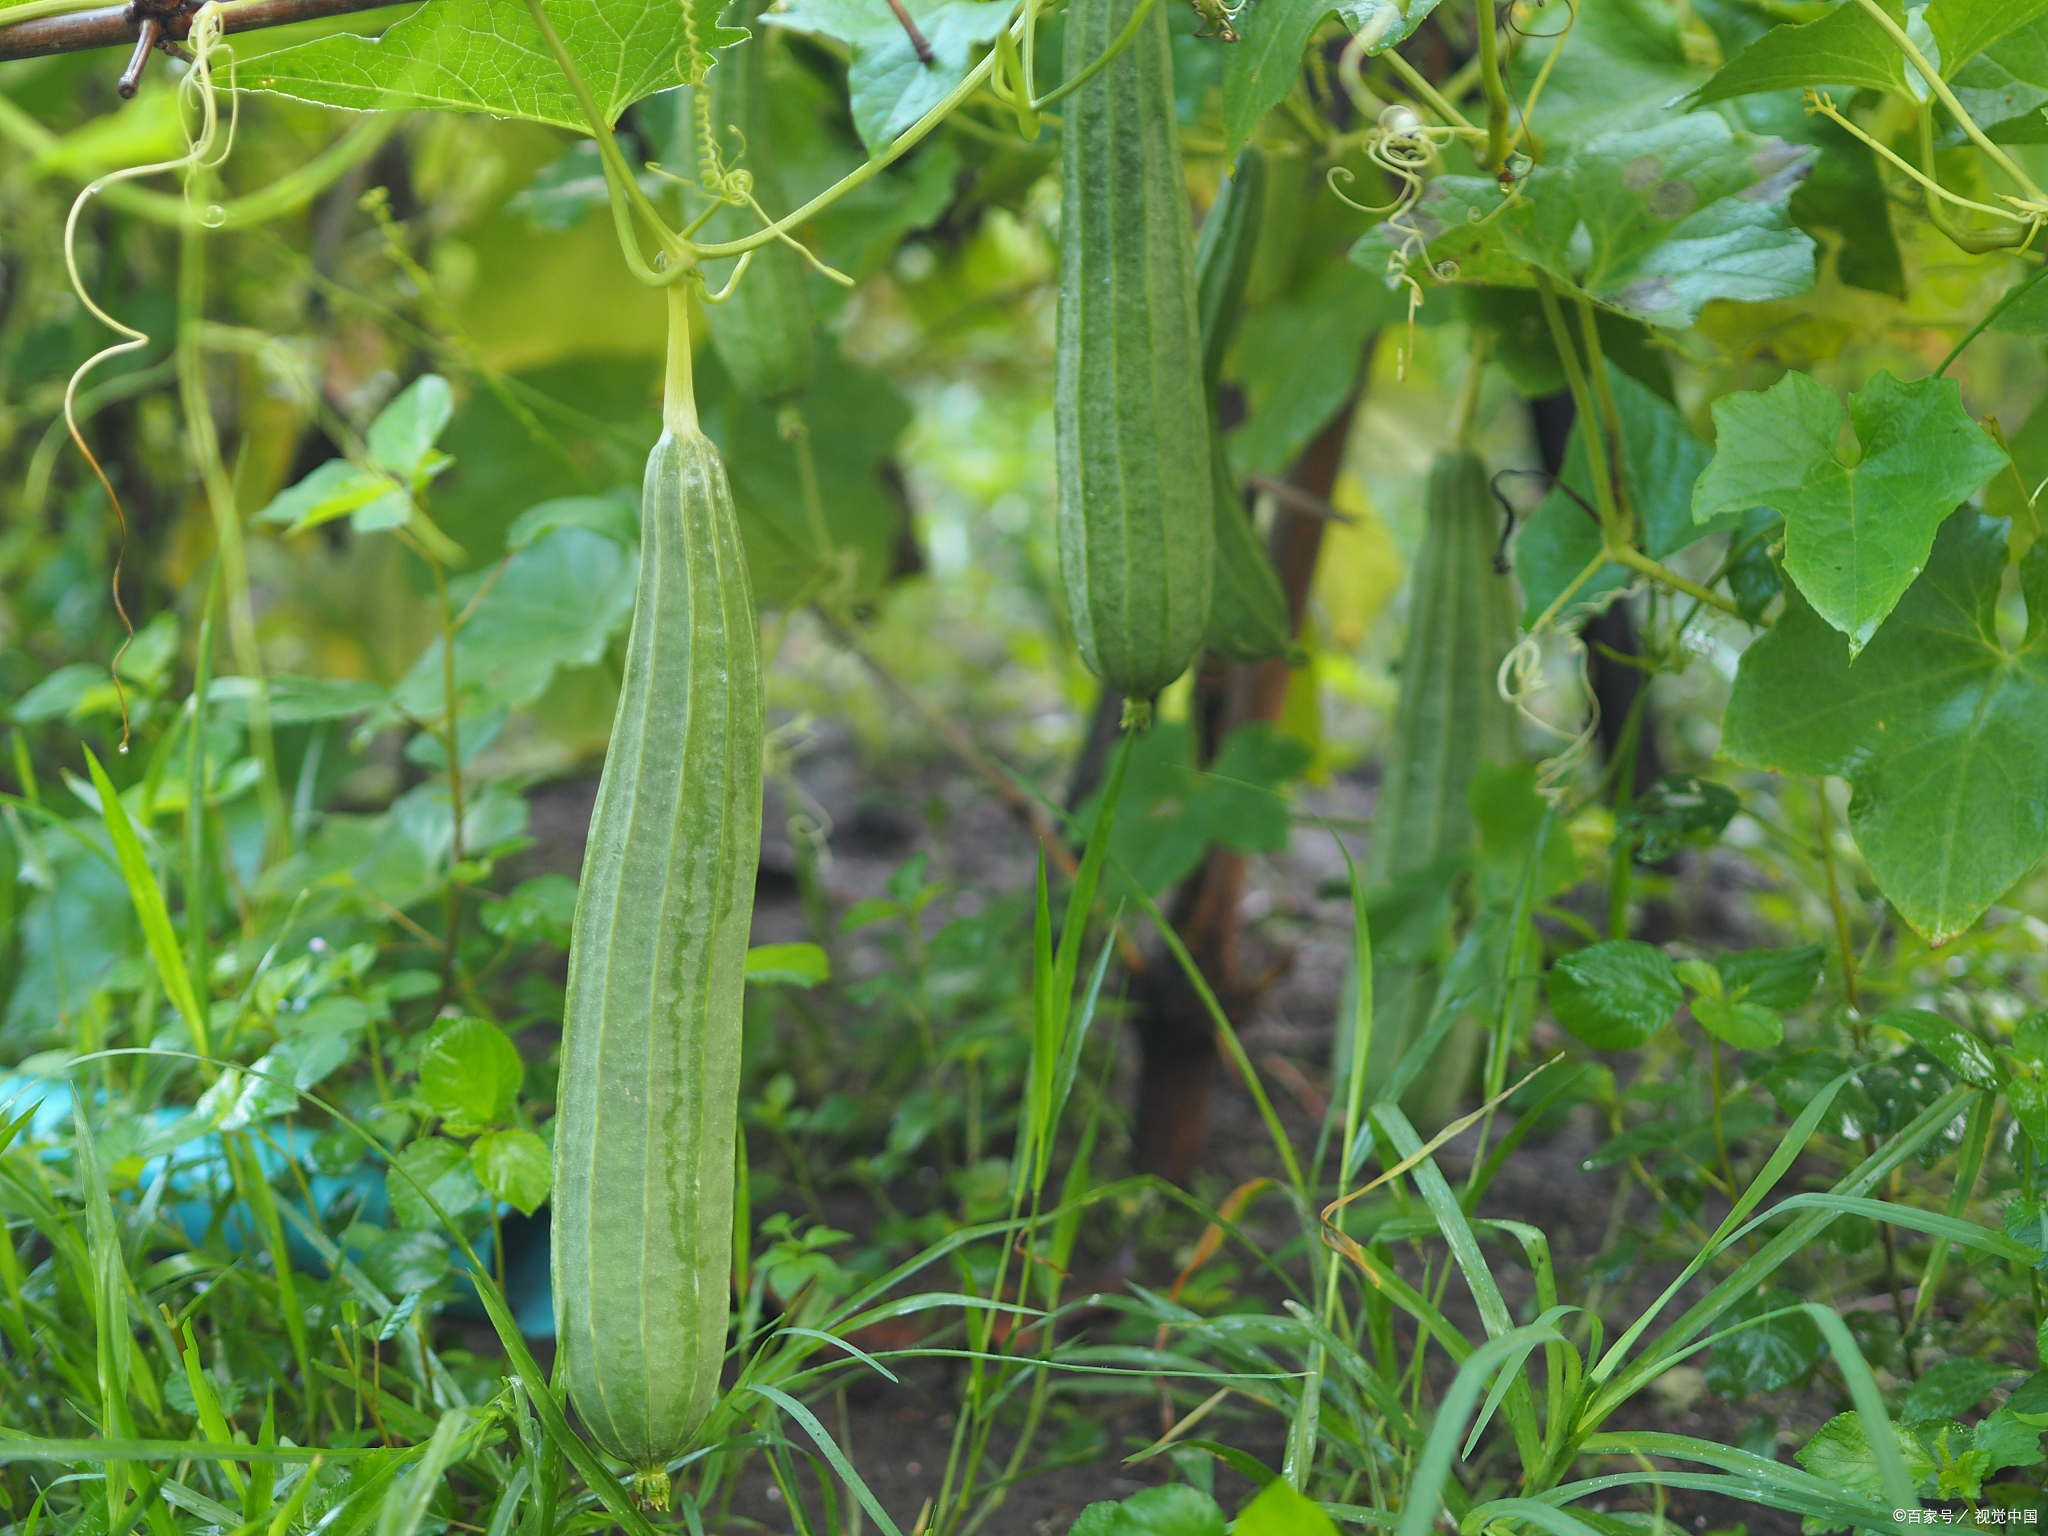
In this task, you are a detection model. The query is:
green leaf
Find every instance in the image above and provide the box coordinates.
[1693,0,1908,103]
[771,0,1007,151]
[1902,1358,2016,1424]
[1795,1411,1936,1503]
[1546,940,1683,1051]
[386,1136,486,1229]
[256,459,394,535]
[1354,113,1816,329]
[1613,774,1741,865]
[1333,0,1442,56]
[1953,17,2048,140]
[1971,1406,2047,1471]
[366,376,455,479]
[210,675,390,725]
[1071,1486,1226,1536]
[1693,370,2008,653]
[1928,0,2048,74]
[248,0,741,134]
[1232,1479,1338,1536]
[1705,1288,1823,1399]
[84,749,209,1056]
[1227,263,1401,479]
[1723,516,2048,944]
[698,343,913,605]
[1694,997,1783,1050]
[1514,365,1724,626]
[1471,761,1578,908]
[418,1017,524,1133]
[745,943,832,988]
[1222,0,1334,152]
[470,1129,552,1216]
[504,490,639,551]
[391,527,637,721]
[1504,0,1702,144]
[1873,1009,2002,1089]
[1717,944,1824,1009]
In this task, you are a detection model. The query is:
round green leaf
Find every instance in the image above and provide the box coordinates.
[419,1018,525,1133]
[1693,996,1784,1050]
[471,1129,552,1217]
[1545,940,1683,1050]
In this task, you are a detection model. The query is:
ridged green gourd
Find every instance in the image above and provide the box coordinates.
[1055,0,1212,715]
[552,290,763,1491]
[691,0,814,406]
[1365,447,1520,1126]
[1191,150,1293,665]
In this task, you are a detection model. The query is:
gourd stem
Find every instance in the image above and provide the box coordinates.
[664,286,698,437]
[1530,269,1621,542]
[1847,0,2048,205]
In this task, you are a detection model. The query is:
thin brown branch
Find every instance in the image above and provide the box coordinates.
[0,0,405,64]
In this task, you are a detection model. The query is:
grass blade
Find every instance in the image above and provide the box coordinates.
[84,748,208,1056]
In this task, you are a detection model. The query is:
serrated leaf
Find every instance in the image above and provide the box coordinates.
[1717,943,1824,1009]
[771,0,1007,151]
[470,1128,552,1215]
[1693,0,1908,104]
[1795,1412,1936,1501]
[419,1017,525,1132]
[1722,515,2048,944]
[1694,997,1783,1049]
[1873,1009,2003,1088]
[1546,940,1682,1051]
[247,0,742,135]
[1902,1358,2015,1424]
[1706,1287,1823,1399]
[1353,113,1816,329]
[1693,370,2008,653]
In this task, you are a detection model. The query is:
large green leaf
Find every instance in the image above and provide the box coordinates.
[1513,363,1728,627]
[1333,0,1443,56]
[1929,0,2048,75]
[696,343,913,605]
[1952,17,2048,140]
[772,0,1008,151]
[1722,515,2048,944]
[1352,113,1816,328]
[1506,0,1703,144]
[1693,0,1908,104]
[391,526,638,721]
[1693,371,2008,654]
[248,0,742,133]
[1221,0,1334,153]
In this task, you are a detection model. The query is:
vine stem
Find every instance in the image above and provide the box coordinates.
[1938,258,2048,375]
[1847,0,2048,206]
[1815,777,1861,1017]
[1473,0,1509,169]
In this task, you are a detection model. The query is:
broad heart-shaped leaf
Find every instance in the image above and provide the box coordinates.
[1352,114,1816,329]
[1693,371,2009,654]
[248,0,743,134]
[1513,362,1727,628]
[1693,0,1908,104]
[1222,0,1333,152]
[772,0,1008,151]
[1722,515,2048,945]
[1546,940,1683,1051]
[391,525,636,721]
